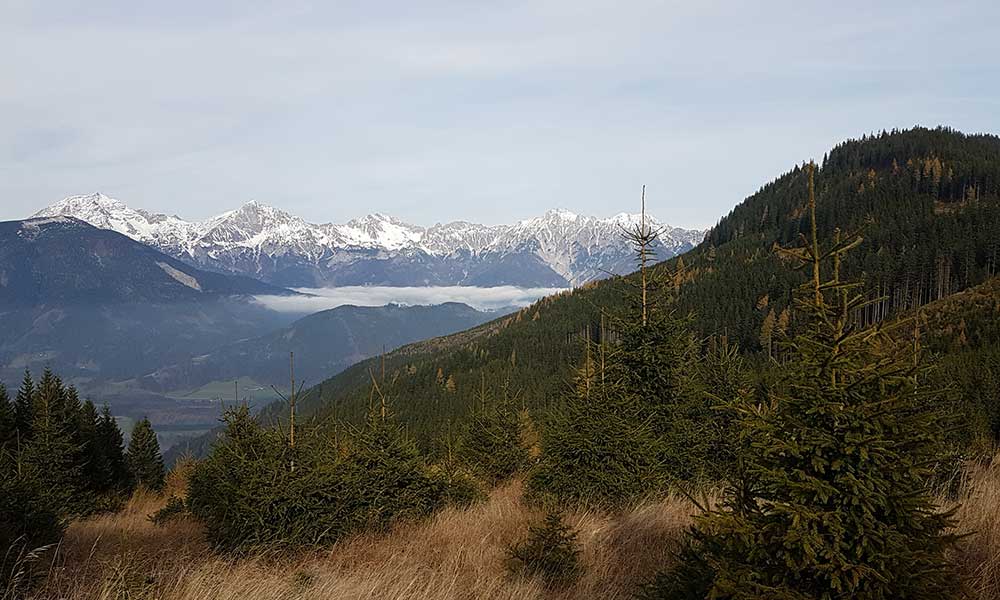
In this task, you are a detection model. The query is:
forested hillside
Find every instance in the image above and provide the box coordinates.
[254,127,1000,451]
[0,216,296,385]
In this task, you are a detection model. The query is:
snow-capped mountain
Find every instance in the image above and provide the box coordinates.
[35,193,705,287]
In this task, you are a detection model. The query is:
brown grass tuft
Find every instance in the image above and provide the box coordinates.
[951,457,1000,599]
[29,459,1000,599]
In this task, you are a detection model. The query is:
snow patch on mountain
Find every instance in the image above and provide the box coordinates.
[35,194,706,287]
[156,262,202,291]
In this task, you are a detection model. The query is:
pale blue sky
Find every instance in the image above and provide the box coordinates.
[2,0,998,229]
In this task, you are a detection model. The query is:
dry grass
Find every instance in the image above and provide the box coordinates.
[27,456,1000,600]
[952,458,1000,599]
[31,478,696,600]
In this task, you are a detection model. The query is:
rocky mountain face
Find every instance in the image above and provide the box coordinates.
[36,194,705,287]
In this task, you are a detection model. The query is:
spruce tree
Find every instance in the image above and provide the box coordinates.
[13,369,35,440]
[76,399,126,503]
[526,340,663,508]
[127,417,165,491]
[97,405,132,493]
[62,385,83,435]
[188,404,459,552]
[507,511,582,587]
[459,383,530,486]
[692,341,753,483]
[0,383,13,447]
[31,369,66,437]
[615,188,707,482]
[344,409,449,530]
[22,370,80,516]
[188,406,341,550]
[528,189,707,507]
[29,370,66,439]
[72,399,101,508]
[0,451,64,592]
[649,163,961,599]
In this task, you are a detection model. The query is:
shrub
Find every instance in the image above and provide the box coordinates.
[459,399,530,486]
[506,511,581,587]
[0,455,63,593]
[188,407,464,552]
[148,496,188,527]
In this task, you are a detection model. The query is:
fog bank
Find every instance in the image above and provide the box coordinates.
[254,286,567,314]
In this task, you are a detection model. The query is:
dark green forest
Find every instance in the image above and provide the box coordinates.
[0,370,163,588]
[240,127,1000,454]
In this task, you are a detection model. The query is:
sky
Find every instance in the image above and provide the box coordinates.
[2,0,999,230]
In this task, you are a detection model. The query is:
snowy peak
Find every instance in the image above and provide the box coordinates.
[38,193,148,230]
[33,194,706,287]
[541,208,580,222]
[339,213,425,250]
[34,193,194,253]
[201,201,301,241]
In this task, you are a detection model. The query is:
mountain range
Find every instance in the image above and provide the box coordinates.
[35,194,705,288]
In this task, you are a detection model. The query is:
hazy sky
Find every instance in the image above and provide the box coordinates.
[3,0,998,229]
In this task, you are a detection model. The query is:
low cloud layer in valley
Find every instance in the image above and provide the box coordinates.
[253,286,567,314]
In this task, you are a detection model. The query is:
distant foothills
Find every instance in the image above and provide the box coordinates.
[0,216,511,446]
[34,195,705,288]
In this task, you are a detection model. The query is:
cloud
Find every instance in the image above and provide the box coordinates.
[3,1,999,229]
[253,285,566,314]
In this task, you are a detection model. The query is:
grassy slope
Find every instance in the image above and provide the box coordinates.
[30,457,1000,599]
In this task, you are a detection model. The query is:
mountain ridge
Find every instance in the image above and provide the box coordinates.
[0,216,293,307]
[35,194,705,288]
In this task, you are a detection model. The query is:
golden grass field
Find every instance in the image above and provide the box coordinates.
[23,457,1000,600]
